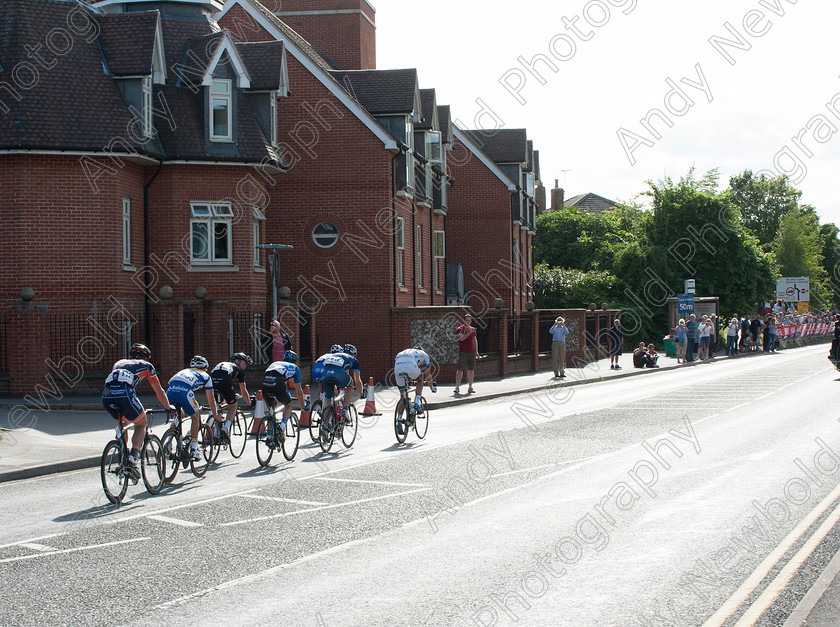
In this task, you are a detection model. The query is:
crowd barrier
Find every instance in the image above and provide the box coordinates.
[776,322,835,338]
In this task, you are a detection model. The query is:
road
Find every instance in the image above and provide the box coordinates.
[1,345,840,626]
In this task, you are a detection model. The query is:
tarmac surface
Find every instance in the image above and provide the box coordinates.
[0,343,825,483]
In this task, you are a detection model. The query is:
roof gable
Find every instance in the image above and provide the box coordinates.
[452,126,516,191]
[564,193,618,213]
[98,11,160,78]
[236,41,288,92]
[462,128,528,164]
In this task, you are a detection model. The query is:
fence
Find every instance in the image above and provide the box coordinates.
[49,311,143,371]
[228,309,270,366]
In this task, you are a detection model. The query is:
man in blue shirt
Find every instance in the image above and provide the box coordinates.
[549,316,569,378]
[685,314,697,362]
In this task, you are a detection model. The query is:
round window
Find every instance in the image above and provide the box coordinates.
[312,222,340,249]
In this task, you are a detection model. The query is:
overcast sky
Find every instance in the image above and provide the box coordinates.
[374,0,840,227]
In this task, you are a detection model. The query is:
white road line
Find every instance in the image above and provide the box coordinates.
[315,477,426,488]
[702,483,840,626]
[734,500,840,626]
[490,463,558,478]
[18,542,56,552]
[237,495,328,506]
[147,515,204,528]
[782,545,840,627]
[110,489,259,525]
[0,532,65,550]
[221,487,432,527]
[0,537,149,564]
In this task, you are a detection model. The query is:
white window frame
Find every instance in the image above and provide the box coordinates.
[253,206,266,267]
[433,230,445,292]
[416,225,423,289]
[405,116,415,190]
[190,202,234,264]
[425,131,442,164]
[210,79,232,142]
[269,93,277,146]
[122,198,131,265]
[312,222,340,249]
[141,77,153,138]
[396,217,405,287]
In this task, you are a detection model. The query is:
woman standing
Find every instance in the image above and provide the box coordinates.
[726,316,739,356]
[676,319,687,364]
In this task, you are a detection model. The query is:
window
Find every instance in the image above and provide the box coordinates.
[425,131,442,163]
[405,116,415,190]
[416,225,423,289]
[525,172,535,198]
[396,217,405,286]
[433,230,445,292]
[210,79,232,141]
[122,198,131,265]
[253,206,266,267]
[191,202,233,264]
[312,222,339,249]
[141,77,153,138]
[513,240,520,266]
[269,93,277,146]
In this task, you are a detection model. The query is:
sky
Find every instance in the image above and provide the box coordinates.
[373,0,840,226]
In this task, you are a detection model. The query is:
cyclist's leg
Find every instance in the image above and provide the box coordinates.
[121,394,147,455]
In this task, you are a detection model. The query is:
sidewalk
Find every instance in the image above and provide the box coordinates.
[0,345,821,483]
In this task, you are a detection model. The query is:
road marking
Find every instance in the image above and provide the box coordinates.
[221,487,431,526]
[782,544,840,627]
[0,532,65,550]
[18,542,56,552]
[147,515,204,528]
[110,489,259,525]
[0,537,149,564]
[315,477,426,488]
[238,495,328,506]
[491,463,558,478]
[702,482,840,626]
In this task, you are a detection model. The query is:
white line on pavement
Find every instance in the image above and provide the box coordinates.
[237,494,328,506]
[18,543,56,552]
[782,543,840,627]
[490,463,558,478]
[0,537,149,564]
[110,489,260,525]
[220,487,432,526]
[315,477,426,487]
[0,532,65,550]
[147,515,204,528]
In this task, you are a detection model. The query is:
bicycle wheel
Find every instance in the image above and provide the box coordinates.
[281,413,300,461]
[229,411,248,459]
[160,428,181,484]
[414,398,429,440]
[341,405,358,448]
[101,441,129,504]
[256,417,275,467]
[308,401,322,443]
[141,434,165,495]
[394,399,408,444]
[207,418,221,464]
[190,423,213,478]
[319,406,335,453]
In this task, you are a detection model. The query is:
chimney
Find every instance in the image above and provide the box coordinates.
[273,0,377,70]
[550,179,565,211]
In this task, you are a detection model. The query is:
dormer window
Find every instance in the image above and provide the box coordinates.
[210,79,232,142]
[425,131,442,164]
[270,93,277,146]
[405,116,415,190]
[525,172,535,198]
[141,77,153,138]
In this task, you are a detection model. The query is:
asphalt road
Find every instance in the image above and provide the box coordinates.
[1,345,840,626]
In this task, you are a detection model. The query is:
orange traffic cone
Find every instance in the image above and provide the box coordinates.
[299,385,311,427]
[250,389,264,435]
[362,377,378,415]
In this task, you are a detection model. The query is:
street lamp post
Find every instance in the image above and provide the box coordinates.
[257,244,294,320]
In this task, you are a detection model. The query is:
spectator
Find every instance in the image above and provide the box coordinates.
[633,342,657,368]
[675,319,687,364]
[454,314,477,395]
[726,316,739,356]
[749,316,761,351]
[685,314,697,362]
[647,343,660,367]
[708,314,717,358]
[767,314,777,353]
[549,316,568,378]
[698,315,711,361]
[609,318,623,369]
[740,316,751,351]
[269,320,292,363]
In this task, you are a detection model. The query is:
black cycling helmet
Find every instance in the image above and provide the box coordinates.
[189,355,209,370]
[344,344,357,356]
[230,352,253,365]
[330,344,343,354]
[413,345,423,351]
[283,350,298,363]
[129,343,151,361]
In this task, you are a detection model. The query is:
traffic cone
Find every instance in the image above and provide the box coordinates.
[362,377,377,415]
[299,385,311,427]
[250,390,264,435]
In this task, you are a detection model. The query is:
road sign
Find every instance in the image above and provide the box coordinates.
[684,279,695,295]
[776,277,810,302]
[677,293,695,314]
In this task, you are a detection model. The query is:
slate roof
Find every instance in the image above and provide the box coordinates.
[461,128,528,164]
[98,11,160,77]
[329,69,419,115]
[416,88,437,130]
[438,105,451,144]
[564,192,618,214]
[236,41,286,91]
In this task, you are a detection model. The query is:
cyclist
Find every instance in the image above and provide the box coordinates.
[312,344,342,398]
[320,343,363,424]
[262,350,308,430]
[210,352,253,441]
[166,355,222,460]
[394,345,437,434]
[102,343,173,476]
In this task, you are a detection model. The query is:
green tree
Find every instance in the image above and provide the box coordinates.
[533,264,617,309]
[774,210,829,307]
[819,222,840,308]
[728,170,802,248]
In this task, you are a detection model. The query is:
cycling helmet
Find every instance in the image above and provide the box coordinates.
[230,352,253,365]
[283,350,299,363]
[413,345,423,351]
[330,344,343,354]
[129,343,151,361]
[189,355,209,370]
[344,344,357,356]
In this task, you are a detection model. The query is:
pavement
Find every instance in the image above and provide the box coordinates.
[0,341,828,483]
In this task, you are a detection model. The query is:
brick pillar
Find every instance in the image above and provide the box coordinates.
[11,305,51,395]
[154,302,184,379]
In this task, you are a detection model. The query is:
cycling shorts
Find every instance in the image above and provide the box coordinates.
[394,360,422,389]
[102,388,144,422]
[211,377,238,405]
[321,365,351,400]
[262,378,291,407]
[167,387,200,416]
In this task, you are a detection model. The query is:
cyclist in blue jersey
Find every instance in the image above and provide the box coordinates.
[210,352,252,441]
[102,343,174,476]
[312,344,342,391]
[319,343,363,423]
[262,350,308,430]
[167,355,222,460]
